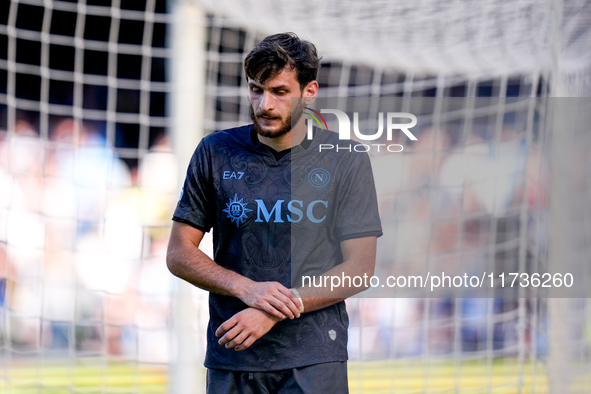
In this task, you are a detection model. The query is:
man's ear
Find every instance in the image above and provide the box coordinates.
[303,81,318,105]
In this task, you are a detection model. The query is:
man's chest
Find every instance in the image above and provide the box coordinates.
[209,150,340,229]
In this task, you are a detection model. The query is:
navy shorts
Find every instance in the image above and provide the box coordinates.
[206,361,349,394]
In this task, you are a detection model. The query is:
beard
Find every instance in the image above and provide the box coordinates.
[250,99,304,139]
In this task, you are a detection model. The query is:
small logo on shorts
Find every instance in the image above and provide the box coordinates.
[328,329,337,341]
[179,187,184,201]
[223,194,252,227]
[308,168,330,188]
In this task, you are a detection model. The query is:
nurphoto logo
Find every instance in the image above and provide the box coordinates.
[304,107,418,153]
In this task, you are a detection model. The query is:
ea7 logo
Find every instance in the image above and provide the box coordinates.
[306,110,418,141]
[223,171,245,180]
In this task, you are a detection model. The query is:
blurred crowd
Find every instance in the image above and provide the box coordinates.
[0,115,179,362]
[347,123,551,360]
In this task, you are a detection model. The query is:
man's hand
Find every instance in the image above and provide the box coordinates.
[215,307,282,351]
[236,281,302,320]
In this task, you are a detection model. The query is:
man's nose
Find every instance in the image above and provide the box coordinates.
[258,91,275,112]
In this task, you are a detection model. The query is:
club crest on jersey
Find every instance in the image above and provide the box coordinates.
[308,168,330,188]
[223,194,252,227]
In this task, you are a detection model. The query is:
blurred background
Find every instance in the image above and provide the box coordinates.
[0,0,590,393]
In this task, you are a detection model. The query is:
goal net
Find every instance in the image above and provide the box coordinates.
[0,0,590,393]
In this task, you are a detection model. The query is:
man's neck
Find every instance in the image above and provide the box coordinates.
[257,118,307,152]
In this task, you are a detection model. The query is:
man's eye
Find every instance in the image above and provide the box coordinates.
[250,87,262,93]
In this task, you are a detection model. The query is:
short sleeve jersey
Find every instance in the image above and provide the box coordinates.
[173,124,382,371]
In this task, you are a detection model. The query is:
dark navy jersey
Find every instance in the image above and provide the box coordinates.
[173,124,382,371]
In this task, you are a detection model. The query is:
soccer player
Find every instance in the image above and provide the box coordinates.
[167,32,382,393]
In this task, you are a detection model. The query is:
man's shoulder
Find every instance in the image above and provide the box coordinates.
[313,127,341,144]
[201,124,253,148]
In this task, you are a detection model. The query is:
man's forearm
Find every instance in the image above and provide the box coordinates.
[166,221,302,320]
[296,258,374,313]
[166,238,251,299]
[295,236,377,314]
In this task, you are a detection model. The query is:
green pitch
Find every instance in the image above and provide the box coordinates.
[348,359,549,393]
[0,361,167,394]
[3,358,587,393]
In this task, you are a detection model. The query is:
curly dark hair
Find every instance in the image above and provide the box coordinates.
[244,32,321,90]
